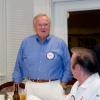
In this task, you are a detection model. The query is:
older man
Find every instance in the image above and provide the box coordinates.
[12,14,72,100]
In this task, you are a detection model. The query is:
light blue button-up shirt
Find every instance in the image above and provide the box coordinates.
[12,35,72,83]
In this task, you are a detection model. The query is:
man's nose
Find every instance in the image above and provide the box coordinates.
[41,25,45,28]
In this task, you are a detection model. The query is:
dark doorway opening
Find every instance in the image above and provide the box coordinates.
[68,10,100,52]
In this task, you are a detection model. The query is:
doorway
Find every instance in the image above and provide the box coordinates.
[68,10,100,51]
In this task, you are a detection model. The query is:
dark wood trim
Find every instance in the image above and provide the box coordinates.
[0,81,25,91]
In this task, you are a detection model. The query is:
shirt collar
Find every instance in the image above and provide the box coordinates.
[35,35,52,43]
[79,73,100,89]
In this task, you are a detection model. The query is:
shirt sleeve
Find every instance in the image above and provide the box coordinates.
[12,42,24,83]
[61,41,72,83]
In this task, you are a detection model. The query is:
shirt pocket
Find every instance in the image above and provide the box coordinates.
[22,55,35,67]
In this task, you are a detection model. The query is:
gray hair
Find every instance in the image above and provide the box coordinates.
[33,14,50,25]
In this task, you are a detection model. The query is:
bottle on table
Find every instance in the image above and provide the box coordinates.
[13,84,20,100]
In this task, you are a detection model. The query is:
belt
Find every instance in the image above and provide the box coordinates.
[30,79,58,83]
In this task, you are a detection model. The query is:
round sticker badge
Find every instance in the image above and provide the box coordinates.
[47,52,54,60]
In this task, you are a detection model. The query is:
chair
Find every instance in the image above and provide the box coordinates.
[0,81,25,93]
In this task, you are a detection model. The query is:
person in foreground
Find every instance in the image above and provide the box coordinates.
[66,47,100,100]
[12,14,72,100]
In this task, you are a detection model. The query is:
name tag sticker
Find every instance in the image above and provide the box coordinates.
[47,52,54,60]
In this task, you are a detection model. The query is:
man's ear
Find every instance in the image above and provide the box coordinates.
[76,64,81,71]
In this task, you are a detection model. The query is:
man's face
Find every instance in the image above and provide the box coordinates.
[34,16,50,41]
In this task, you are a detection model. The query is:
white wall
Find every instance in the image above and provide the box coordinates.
[33,0,52,17]
[52,0,100,43]
[6,0,34,81]
[0,0,6,84]
[0,0,100,84]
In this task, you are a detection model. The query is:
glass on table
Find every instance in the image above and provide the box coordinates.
[6,92,26,100]
[19,89,26,100]
[19,93,26,100]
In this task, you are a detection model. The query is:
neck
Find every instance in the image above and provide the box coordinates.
[38,35,49,42]
[39,37,46,42]
[78,72,91,85]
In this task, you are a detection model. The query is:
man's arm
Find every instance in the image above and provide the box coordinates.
[60,41,72,87]
[12,43,24,83]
